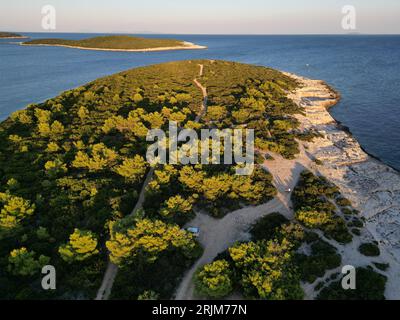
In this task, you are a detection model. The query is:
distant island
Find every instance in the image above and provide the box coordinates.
[22,35,207,52]
[0,32,27,39]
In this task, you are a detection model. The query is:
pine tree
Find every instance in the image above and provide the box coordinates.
[58,229,99,263]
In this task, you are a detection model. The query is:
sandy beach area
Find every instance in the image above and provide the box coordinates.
[1,36,28,39]
[20,41,207,52]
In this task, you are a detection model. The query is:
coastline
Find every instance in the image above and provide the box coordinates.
[285,72,400,299]
[20,41,207,52]
[320,81,399,173]
[0,36,28,39]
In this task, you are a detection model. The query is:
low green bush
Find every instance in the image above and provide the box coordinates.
[317,267,387,300]
[295,239,341,283]
[250,212,289,241]
[336,197,352,207]
[194,260,234,299]
[373,262,389,271]
[359,243,380,257]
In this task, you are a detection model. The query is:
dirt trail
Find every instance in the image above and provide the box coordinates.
[95,262,118,300]
[194,64,208,122]
[95,168,155,300]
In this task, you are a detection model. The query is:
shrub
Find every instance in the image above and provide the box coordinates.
[58,229,99,263]
[250,212,289,241]
[342,208,353,215]
[194,260,234,298]
[317,267,387,300]
[349,218,364,228]
[314,159,323,165]
[359,243,380,257]
[137,290,159,300]
[336,197,352,207]
[292,171,352,244]
[373,262,389,272]
[229,239,304,300]
[106,218,198,265]
[8,247,50,276]
[295,240,341,283]
[0,192,35,230]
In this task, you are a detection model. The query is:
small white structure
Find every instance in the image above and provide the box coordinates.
[187,227,200,237]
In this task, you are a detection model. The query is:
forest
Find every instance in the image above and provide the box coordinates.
[0,32,25,38]
[1,59,385,300]
[0,60,305,299]
[24,35,197,50]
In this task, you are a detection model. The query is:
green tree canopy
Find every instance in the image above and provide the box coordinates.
[106,218,197,265]
[0,192,35,230]
[194,260,234,298]
[8,247,50,276]
[58,229,99,263]
[115,155,147,181]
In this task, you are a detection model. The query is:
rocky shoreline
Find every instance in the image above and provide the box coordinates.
[286,72,400,299]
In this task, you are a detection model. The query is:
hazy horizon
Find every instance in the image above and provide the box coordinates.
[5,31,400,35]
[1,0,400,35]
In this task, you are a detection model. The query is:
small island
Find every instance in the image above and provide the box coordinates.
[0,32,28,39]
[22,35,207,52]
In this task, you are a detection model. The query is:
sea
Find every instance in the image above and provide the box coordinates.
[1,33,399,170]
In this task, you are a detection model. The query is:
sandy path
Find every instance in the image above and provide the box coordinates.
[194,79,208,122]
[175,199,288,300]
[194,63,207,123]
[95,168,155,300]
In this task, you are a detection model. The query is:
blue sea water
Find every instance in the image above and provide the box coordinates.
[1,33,399,170]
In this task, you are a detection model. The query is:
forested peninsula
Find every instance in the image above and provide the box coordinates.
[1,60,398,300]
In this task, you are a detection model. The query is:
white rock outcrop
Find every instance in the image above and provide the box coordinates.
[286,73,400,299]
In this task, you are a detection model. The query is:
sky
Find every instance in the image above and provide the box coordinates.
[1,0,400,34]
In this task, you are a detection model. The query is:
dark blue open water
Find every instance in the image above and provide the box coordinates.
[1,33,399,170]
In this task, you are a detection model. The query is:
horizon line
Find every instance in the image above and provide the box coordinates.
[5,31,400,36]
